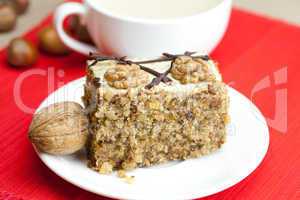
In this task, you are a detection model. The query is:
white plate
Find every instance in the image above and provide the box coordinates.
[36,77,269,200]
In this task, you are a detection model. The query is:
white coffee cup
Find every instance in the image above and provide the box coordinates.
[54,0,232,58]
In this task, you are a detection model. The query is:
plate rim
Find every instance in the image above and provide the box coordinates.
[35,77,270,200]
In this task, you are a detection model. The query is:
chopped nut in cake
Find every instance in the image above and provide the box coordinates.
[82,53,229,172]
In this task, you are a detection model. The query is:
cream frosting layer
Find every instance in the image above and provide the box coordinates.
[89,57,222,95]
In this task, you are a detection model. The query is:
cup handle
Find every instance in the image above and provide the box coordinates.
[54,2,98,55]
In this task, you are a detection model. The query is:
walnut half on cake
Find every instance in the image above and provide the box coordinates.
[82,53,229,173]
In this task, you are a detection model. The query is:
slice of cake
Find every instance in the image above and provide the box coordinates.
[82,52,229,173]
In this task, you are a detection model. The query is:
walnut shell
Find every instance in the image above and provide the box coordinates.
[29,102,88,155]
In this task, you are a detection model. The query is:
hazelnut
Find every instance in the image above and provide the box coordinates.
[29,102,88,155]
[0,3,17,32]
[5,0,29,15]
[39,26,70,55]
[7,38,38,67]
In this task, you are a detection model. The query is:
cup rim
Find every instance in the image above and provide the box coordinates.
[84,0,231,25]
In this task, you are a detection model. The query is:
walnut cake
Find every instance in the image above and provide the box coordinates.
[82,53,230,173]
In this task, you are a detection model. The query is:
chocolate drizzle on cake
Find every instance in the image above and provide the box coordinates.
[145,63,173,89]
[92,77,101,88]
[144,52,210,89]
[136,51,210,65]
[88,52,211,89]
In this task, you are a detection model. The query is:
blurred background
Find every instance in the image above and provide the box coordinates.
[0,0,299,49]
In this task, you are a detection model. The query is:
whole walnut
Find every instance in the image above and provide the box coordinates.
[29,102,88,155]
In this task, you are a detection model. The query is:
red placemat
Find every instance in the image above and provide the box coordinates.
[0,8,299,200]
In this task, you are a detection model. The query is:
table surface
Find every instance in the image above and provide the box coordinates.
[0,0,299,49]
